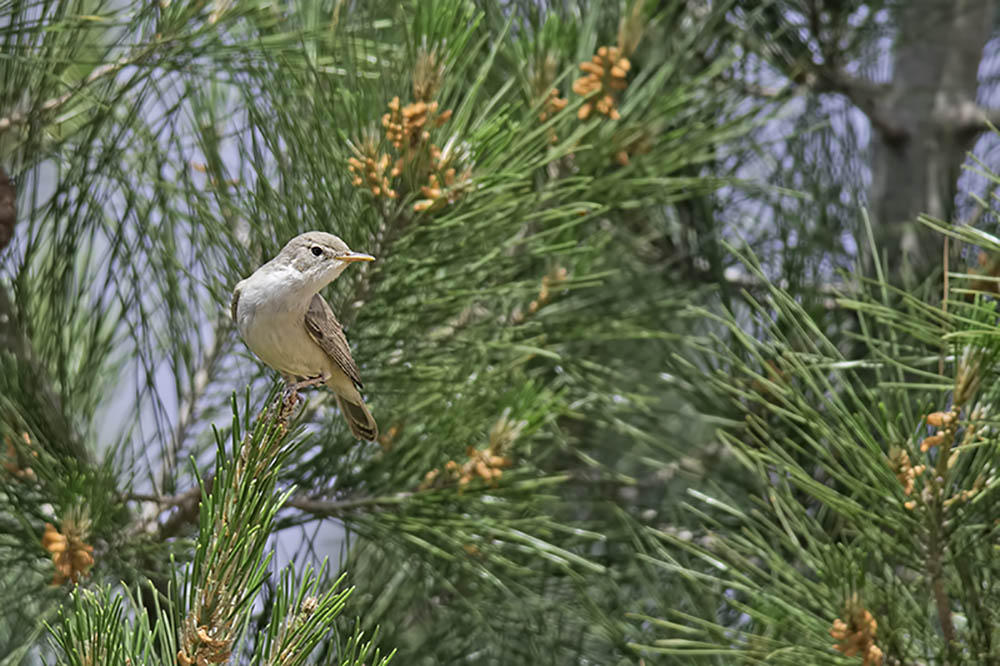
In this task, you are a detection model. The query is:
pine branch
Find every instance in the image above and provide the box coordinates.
[634,230,1000,662]
[0,50,145,133]
[127,487,411,527]
[7,1,782,662]
[55,395,393,666]
[285,493,414,516]
[933,98,1000,134]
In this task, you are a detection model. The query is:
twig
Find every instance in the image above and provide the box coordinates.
[933,99,1000,135]
[285,493,413,516]
[126,482,208,539]
[940,237,949,376]
[0,50,149,133]
[125,489,199,507]
[928,522,956,646]
[697,264,861,309]
[126,486,415,534]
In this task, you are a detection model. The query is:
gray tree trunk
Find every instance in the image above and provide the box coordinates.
[869,0,996,284]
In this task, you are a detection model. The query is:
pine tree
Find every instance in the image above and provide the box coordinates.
[0,1,758,663]
[632,218,1000,664]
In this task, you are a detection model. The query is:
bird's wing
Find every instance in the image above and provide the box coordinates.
[230,286,241,322]
[304,293,364,389]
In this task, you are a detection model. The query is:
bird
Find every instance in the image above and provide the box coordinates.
[231,231,378,440]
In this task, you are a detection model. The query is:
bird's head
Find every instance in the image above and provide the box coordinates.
[278,231,375,288]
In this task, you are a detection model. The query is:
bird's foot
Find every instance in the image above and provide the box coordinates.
[286,373,328,392]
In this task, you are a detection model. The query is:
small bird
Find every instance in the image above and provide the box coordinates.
[231,231,378,440]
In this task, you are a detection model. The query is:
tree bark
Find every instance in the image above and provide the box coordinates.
[869,0,996,284]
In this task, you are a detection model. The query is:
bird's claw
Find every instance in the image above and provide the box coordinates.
[286,374,328,392]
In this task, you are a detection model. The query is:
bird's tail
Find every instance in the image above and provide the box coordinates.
[335,394,378,441]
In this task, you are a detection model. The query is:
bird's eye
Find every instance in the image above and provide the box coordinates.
[311,246,323,257]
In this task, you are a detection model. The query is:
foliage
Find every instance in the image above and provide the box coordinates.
[632,217,1000,663]
[48,393,391,665]
[0,0,764,663]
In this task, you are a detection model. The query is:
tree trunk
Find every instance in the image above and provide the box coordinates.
[869,0,995,284]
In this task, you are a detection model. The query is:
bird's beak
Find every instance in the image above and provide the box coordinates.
[339,252,375,263]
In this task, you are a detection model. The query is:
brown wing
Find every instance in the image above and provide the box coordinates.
[304,293,364,389]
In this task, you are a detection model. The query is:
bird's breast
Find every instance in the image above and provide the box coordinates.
[236,275,332,378]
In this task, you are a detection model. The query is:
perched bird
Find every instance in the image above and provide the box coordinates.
[231,231,378,440]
